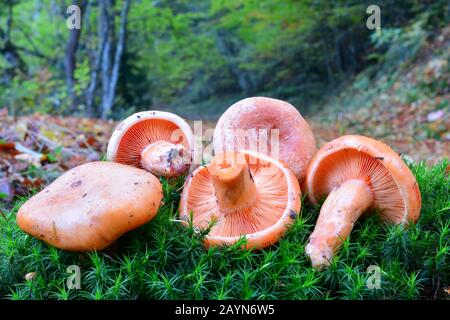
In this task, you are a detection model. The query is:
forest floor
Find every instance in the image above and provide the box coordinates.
[0,103,448,204]
[307,25,449,166]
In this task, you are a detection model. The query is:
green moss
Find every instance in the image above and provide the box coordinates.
[0,161,448,300]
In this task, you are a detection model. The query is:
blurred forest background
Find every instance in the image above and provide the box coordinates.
[0,0,449,203]
[0,0,449,119]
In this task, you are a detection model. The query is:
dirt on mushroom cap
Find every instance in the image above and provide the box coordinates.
[16,161,163,251]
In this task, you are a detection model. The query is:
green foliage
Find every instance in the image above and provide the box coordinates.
[0,161,448,300]
[373,16,428,74]
[0,72,69,116]
[1,1,449,118]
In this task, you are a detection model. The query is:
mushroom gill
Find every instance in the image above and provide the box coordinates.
[311,149,406,223]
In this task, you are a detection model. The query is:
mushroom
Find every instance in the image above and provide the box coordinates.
[107,111,194,178]
[305,135,422,268]
[17,162,163,251]
[179,150,301,249]
[213,97,317,184]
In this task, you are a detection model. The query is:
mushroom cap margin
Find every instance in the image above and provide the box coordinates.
[305,135,421,225]
[179,150,302,249]
[107,110,196,173]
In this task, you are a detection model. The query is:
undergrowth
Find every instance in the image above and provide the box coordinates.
[0,161,448,300]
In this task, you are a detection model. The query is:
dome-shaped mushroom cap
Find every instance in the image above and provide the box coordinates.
[306,135,421,225]
[17,162,163,251]
[213,97,317,183]
[179,150,301,249]
[107,111,195,174]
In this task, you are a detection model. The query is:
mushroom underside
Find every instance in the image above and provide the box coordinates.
[185,156,290,237]
[310,148,406,223]
[305,146,418,268]
[113,118,191,176]
[180,150,301,250]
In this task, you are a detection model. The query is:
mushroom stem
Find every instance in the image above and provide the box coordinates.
[306,179,373,269]
[208,154,257,214]
[141,140,191,177]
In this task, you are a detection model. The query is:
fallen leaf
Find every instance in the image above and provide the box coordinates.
[427,110,445,122]
[15,154,42,168]
[22,178,45,190]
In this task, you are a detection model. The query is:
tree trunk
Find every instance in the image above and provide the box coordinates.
[100,0,131,119]
[65,27,82,110]
[215,30,252,94]
[86,2,108,117]
[100,0,112,118]
[64,0,87,111]
[333,27,343,76]
[0,1,27,81]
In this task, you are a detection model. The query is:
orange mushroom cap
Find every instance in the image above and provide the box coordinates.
[17,162,163,251]
[305,135,421,268]
[107,111,195,177]
[306,135,421,223]
[213,97,317,184]
[179,150,301,249]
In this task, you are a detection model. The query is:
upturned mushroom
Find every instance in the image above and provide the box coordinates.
[17,162,163,251]
[107,111,194,178]
[213,97,317,184]
[179,150,301,249]
[305,135,422,268]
